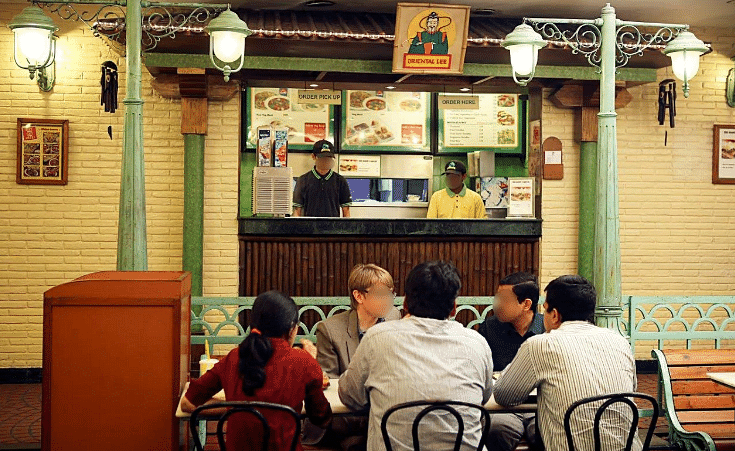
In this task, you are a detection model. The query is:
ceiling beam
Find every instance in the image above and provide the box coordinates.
[143,53,658,83]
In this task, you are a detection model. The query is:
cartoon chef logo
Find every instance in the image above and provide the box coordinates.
[407,10,454,55]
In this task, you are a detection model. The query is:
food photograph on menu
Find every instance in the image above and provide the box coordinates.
[438,93,521,153]
[246,88,333,150]
[342,90,430,152]
[16,118,68,185]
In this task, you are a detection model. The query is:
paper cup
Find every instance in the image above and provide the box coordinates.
[199,358,218,376]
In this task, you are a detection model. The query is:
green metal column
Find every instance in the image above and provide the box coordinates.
[593,4,623,328]
[578,141,596,281]
[116,0,147,270]
[183,134,205,297]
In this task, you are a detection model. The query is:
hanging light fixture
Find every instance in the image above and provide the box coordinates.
[663,31,708,98]
[501,23,547,86]
[205,7,252,82]
[8,5,58,91]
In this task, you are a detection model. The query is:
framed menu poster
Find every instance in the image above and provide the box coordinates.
[246,88,334,150]
[342,90,430,152]
[713,124,735,184]
[17,118,68,185]
[438,93,522,154]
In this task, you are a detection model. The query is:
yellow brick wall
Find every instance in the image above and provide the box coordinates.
[0,1,240,368]
[1,0,733,368]
[540,26,735,295]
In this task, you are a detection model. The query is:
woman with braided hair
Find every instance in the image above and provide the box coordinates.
[182,291,332,451]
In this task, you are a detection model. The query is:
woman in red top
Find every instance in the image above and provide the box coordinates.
[182,291,332,451]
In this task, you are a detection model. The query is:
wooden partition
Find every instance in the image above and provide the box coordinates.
[42,271,191,451]
[240,236,539,296]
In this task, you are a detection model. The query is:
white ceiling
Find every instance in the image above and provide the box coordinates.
[206,0,735,28]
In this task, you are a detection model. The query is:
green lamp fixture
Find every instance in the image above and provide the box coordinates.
[8,5,58,91]
[500,23,547,86]
[205,7,252,82]
[662,31,708,98]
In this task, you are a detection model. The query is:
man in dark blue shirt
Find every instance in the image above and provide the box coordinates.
[478,272,544,451]
[293,140,352,217]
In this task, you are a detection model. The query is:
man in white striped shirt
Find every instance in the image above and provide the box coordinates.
[493,275,641,451]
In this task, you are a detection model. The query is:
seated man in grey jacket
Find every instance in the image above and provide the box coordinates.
[339,261,494,451]
[304,263,401,451]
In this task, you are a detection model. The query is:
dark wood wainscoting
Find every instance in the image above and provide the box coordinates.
[239,236,539,296]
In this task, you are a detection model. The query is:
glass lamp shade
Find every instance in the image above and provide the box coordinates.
[14,27,53,66]
[669,50,701,82]
[501,23,547,81]
[508,44,539,77]
[211,30,246,63]
[663,31,708,82]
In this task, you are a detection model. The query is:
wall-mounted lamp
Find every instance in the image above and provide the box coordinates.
[500,23,546,86]
[205,7,252,82]
[662,31,708,98]
[8,5,58,91]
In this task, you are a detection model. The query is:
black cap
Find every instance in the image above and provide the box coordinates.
[312,140,335,158]
[441,160,466,175]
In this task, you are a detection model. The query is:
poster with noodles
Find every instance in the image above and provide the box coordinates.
[246,87,334,150]
[392,3,470,74]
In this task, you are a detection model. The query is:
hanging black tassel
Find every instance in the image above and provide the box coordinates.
[101,61,118,113]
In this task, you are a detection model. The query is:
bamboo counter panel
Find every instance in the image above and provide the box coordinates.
[238,218,541,296]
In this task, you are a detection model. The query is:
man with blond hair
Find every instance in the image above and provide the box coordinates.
[303,264,401,451]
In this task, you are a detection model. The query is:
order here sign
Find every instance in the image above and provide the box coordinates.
[297,90,342,105]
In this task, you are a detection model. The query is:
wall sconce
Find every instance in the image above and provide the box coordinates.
[205,7,252,82]
[8,5,58,92]
[662,31,708,98]
[500,23,547,86]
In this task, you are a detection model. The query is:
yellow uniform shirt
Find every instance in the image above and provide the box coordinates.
[426,186,487,219]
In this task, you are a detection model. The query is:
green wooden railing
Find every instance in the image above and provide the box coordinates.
[191,296,495,356]
[191,296,735,357]
[625,296,735,357]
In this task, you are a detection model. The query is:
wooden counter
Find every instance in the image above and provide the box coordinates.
[239,218,541,297]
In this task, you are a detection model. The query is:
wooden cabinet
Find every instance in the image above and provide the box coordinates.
[42,271,191,451]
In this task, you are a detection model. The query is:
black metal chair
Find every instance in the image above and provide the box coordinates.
[563,392,660,451]
[380,400,491,451]
[189,401,302,451]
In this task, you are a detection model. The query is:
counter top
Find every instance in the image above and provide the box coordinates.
[238,217,541,237]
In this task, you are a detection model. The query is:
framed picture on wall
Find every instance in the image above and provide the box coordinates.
[713,124,735,184]
[17,118,69,185]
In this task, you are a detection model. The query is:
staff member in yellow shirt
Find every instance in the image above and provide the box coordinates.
[427,160,487,219]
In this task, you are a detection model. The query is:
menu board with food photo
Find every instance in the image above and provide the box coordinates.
[713,124,735,184]
[246,88,334,150]
[507,177,534,218]
[438,93,522,153]
[16,118,68,185]
[342,90,430,152]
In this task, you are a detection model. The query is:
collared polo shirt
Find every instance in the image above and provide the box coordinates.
[293,167,352,217]
[477,312,545,371]
[426,185,487,219]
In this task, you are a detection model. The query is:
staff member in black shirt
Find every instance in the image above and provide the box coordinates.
[293,140,352,217]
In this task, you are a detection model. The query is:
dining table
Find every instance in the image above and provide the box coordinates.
[706,372,735,424]
[176,379,537,418]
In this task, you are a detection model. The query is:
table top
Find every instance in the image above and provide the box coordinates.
[176,380,536,418]
[707,372,735,389]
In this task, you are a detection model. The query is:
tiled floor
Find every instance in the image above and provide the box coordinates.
[0,384,41,450]
[0,374,665,450]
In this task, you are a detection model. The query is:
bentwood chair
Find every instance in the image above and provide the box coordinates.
[189,401,302,451]
[380,400,491,451]
[564,393,660,451]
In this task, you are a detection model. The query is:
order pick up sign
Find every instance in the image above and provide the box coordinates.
[297,90,342,105]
